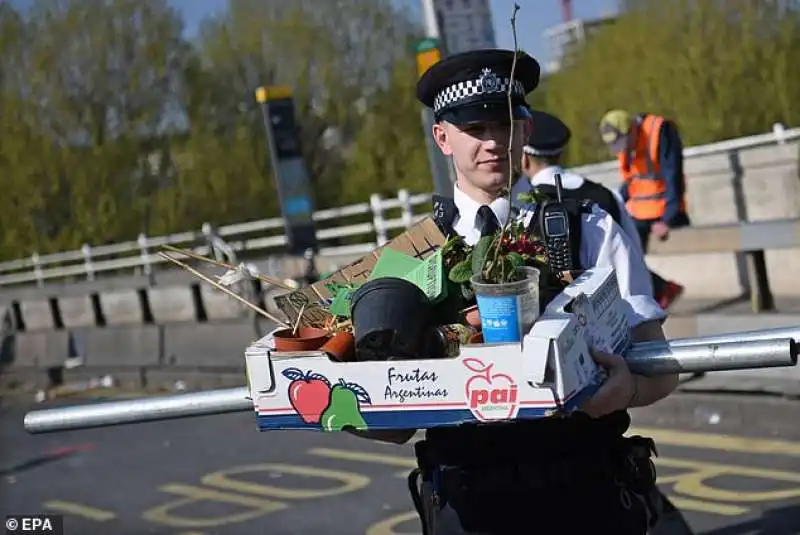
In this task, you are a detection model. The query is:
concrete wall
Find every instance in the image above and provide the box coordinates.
[1,321,266,374]
[0,255,339,373]
[573,140,800,298]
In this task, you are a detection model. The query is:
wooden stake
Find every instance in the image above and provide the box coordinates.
[158,251,290,329]
[292,303,307,336]
[161,244,295,290]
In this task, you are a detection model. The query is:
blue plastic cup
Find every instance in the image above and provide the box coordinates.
[471,267,541,343]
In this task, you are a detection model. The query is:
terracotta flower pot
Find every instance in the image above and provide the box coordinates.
[468,332,483,344]
[463,305,482,329]
[320,331,356,362]
[273,327,331,352]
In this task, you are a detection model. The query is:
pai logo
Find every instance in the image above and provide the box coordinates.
[463,357,519,421]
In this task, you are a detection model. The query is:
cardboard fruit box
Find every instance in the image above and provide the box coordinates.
[244,265,632,432]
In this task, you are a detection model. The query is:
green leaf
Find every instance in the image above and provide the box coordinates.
[448,260,473,283]
[460,283,475,300]
[506,252,524,270]
[501,256,521,283]
[516,191,540,204]
[517,187,550,205]
[441,235,460,253]
[471,235,494,277]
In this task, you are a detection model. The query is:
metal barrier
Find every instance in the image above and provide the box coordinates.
[0,191,432,287]
[649,218,800,312]
[1,124,799,288]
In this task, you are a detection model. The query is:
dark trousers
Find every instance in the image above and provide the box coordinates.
[634,218,671,296]
[432,477,652,534]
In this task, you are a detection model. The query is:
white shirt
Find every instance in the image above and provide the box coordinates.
[452,183,665,327]
[511,165,645,257]
[452,185,512,247]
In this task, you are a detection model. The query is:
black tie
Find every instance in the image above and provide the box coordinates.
[477,205,500,237]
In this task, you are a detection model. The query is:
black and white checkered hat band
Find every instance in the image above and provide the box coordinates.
[434,77,525,112]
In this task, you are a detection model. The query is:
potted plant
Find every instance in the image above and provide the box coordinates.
[444,202,551,343]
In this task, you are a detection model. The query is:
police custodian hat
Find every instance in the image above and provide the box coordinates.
[523,109,571,157]
[416,49,541,125]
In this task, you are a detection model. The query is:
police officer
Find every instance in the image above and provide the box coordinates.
[515,110,697,535]
[512,109,646,258]
[350,49,677,535]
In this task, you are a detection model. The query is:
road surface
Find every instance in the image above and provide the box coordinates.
[1,391,799,534]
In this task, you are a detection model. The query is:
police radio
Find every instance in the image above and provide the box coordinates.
[539,173,576,271]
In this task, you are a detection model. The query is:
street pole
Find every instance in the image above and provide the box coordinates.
[418,0,457,196]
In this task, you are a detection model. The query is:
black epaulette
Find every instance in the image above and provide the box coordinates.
[534,181,622,227]
[432,194,459,237]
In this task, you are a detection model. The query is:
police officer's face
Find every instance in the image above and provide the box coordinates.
[432,120,523,193]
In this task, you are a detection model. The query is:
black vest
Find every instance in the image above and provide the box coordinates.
[534,178,623,226]
[426,195,631,464]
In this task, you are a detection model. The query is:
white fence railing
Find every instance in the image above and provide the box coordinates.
[1,124,798,288]
[0,191,433,287]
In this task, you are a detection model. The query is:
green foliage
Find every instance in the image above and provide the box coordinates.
[0,0,798,260]
[441,220,546,286]
[536,0,800,166]
[448,260,473,284]
[470,235,495,280]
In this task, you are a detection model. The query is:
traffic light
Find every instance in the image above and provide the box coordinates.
[415,38,442,78]
[254,85,318,256]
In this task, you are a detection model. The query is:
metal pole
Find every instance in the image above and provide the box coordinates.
[22,332,799,434]
[256,91,282,186]
[663,325,800,347]
[24,387,251,434]
[421,0,440,38]
[419,0,457,195]
[626,337,797,376]
[422,108,456,196]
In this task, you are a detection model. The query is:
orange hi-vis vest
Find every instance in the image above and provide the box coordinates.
[618,115,687,221]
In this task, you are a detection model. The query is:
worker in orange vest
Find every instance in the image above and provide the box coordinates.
[599,110,690,311]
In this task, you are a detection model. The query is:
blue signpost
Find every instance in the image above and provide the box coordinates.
[255,86,319,256]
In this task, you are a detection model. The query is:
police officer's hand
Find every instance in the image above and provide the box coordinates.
[580,348,636,418]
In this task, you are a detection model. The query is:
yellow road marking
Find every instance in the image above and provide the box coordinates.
[43,500,116,522]
[309,448,416,468]
[366,510,420,535]
[631,427,800,457]
[656,457,800,502]
[308,448,415,479]
[201,463,370,499]
[142,483,287,528]
[665,496,748,516]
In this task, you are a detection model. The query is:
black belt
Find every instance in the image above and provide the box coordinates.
[439,455,609,495]
[416,435,657,493]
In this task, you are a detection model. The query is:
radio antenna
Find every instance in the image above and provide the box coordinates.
[554,173,564,203]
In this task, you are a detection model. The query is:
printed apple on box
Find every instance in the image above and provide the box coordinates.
[245,267,631,431]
